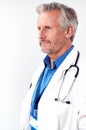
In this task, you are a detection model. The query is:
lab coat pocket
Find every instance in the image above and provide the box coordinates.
[54,101,72,116]
[54,101,73,129]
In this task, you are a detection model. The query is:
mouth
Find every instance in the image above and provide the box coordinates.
[40,40,50,46]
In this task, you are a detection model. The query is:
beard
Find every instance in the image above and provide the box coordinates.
[39,39,52,54]
[39,39,67,56]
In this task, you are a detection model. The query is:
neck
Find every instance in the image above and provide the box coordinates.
[49,44,72,68]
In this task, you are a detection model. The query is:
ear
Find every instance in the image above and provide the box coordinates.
[64,26,74,39]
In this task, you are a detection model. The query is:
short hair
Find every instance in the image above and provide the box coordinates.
[36,2,78,41]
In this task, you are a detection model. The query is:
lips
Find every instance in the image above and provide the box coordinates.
[40,40,50,45]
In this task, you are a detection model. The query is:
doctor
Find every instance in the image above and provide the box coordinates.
[21,2,86,130]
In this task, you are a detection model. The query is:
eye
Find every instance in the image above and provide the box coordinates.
[45,26,52,29]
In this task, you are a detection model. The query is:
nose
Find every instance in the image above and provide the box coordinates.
[38,28,46,39]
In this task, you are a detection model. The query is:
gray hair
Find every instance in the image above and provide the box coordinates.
[36,2,78,41]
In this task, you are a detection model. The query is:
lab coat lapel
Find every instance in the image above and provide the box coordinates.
[32,63,44,90]
[40,48,78,100]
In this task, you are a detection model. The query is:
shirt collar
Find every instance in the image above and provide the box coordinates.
[44,45,74,69]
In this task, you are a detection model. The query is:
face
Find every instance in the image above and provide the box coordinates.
[37,10,71,58]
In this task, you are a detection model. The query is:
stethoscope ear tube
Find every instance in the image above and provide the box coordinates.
[65,65,79,78]
[64,51,80,78]
[55,98,71,104]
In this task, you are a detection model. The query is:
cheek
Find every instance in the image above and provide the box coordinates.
[51,36,64,50]
[47,31,64,47]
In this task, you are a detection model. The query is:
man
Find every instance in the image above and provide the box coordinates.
[21,2,86,130]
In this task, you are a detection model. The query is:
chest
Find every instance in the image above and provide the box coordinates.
[38,72,80,116]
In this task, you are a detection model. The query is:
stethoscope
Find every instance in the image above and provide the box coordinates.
[55,51,80,104]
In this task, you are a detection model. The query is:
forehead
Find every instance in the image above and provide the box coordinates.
[37,10,61,26]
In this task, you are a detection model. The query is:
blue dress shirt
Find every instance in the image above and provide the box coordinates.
[30,45,74,130]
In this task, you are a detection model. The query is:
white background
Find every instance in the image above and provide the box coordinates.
[0,0,86,130]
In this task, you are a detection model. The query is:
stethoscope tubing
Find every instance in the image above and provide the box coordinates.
[55,51,80,104]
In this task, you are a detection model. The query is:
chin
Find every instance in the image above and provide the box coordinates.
[41,49,49,54]
[41,50,52,55]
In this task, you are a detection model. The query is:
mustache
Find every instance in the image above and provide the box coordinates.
[39,39,51,44]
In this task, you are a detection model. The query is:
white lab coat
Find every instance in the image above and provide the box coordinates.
[21,48,86,130]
